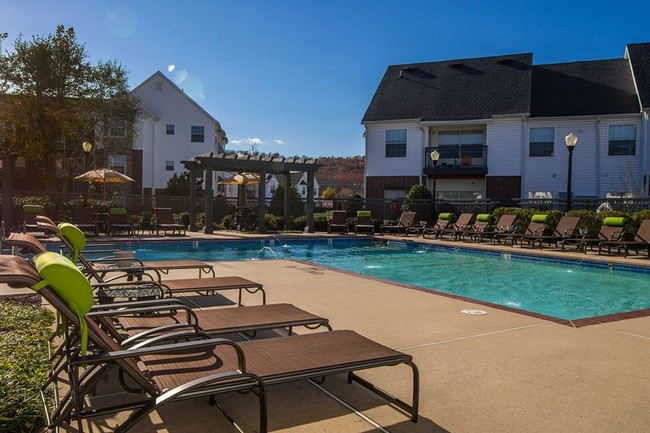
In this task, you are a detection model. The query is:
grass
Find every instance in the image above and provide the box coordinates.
[0,302,55,433]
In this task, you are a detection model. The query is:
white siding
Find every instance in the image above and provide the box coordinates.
[365,123,424,176]
[486,118,524,176]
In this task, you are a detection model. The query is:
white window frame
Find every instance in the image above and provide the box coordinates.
[191,125,205,143]
[165,160,174,171]
[529,127,555,157]
[385,129,407,158]
[109,155,127,173]
[166,124,175,135]
[608,124,636,156]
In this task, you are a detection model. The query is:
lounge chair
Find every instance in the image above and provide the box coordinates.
[439,213,474,240]
[327,210,348,234]
[71,207,99,236]
[521,216,581,249]
[22,204,44,234]
[2,253,420,432]
[494,214,549,246]
[154,207,186,235]
[598,219,650,257]
[561,217,626,253]
[468,214,516,243]
[354,210,374,234]
[108,207,133,236]
[461,213,492,242]
[380,211,416,235]
[422,213,454,239]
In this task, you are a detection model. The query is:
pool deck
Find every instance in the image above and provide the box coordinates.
[2,231,649,432]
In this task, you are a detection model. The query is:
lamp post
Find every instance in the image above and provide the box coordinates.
[82,141,93,206]
[430,150,440,219]
[565,132,578,213]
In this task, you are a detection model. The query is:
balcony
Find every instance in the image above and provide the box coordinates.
[423,145,488,175]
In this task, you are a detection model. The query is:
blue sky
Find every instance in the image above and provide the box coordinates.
[2,1,649,157]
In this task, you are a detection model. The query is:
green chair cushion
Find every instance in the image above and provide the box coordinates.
[531,214,549,223]
[603,217,626,227]
[31,252,93,355]
[357,211,371,218]
[57,223,87,262]
[438,212,453,220]
[476,214,491,222]
[109,207,127,215]
[23,205,43,213]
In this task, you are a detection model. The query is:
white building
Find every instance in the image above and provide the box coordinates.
[362,43,650,202]
[131,71,228,194]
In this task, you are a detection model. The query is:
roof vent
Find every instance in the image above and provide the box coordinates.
[448,63,463,69]
[497,58,514,64]
[399,66,417,78]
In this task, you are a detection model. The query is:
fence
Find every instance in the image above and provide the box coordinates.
[3,192,650,232]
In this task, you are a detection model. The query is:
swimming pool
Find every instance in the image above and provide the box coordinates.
[112,238,650,321]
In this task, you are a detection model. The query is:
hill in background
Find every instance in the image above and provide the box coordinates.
[316,156,364,196]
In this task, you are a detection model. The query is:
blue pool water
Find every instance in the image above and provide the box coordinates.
[114,238,649,321]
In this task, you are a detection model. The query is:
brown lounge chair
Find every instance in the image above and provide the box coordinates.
[461,213,492,242]
[494,214,549,246]
[154,208,186,235]
[521,216,581,249]
[422,213,454,239]
[327,210,348,234]
[71,207,100,236]
[354,210,375,234]
[108,207,133,236]
[22,204,44,234]
[561,217,626,253]
[380,211,416,235]
[439,213,474,240]
[2,254,419,432]
[598,219,650,257]
[468,214,516,243]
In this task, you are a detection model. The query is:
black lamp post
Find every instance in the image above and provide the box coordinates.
[82,141,93,206]
[565,132,578,213]
[430,150,440,219]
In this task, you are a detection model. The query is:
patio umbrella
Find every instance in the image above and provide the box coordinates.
[74,168,135,199]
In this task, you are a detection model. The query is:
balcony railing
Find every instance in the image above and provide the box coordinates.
[424,145,488,175]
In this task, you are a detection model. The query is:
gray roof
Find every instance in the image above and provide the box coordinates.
[362,53,533,122]
[530,59,639,117]
[627,42,650,110]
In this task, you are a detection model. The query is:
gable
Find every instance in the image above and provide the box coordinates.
[627,43,650,110]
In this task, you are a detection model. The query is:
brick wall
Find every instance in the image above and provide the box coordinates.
[485,176,521,199]
[365,176,421,199]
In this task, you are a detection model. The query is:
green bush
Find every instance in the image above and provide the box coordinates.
[178,212,191,228]
[265,213,279,231]
[221,214,234,230]
[402,184,433,222]
[0,302,55,433]
[292,215,307,231]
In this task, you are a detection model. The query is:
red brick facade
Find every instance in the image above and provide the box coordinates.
[485,176,521,199]
[365,176,421,199]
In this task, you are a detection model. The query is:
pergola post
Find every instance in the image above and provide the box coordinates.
[1,154,15,236]
[189,168,197,231]
[258,169,267,233]
[284,171,291,230]
[204,167,213,234]
[306,171,315,233]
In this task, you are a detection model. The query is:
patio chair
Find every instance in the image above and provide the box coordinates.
[494,214,549,246]
[327,210,348,234]
[461,213,492,242]
[598,218,650,257]
[22,204,44,234]
[468,214,516,243]
[380,211,416,235]
[71,207,99,236]
[439,213,474,240]
[108,207,133,236]
[154,207,186,235]
[422,213,454,239]
[521,216,581,249]
[3,253,420,432]
[354,210,375,234]
[561,217,627,253]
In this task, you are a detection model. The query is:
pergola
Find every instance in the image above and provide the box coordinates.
[181,153,322,233]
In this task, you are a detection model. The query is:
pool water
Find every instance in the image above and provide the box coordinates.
[120,238,649,321]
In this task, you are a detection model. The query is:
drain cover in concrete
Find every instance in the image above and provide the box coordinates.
[461,309,487,315]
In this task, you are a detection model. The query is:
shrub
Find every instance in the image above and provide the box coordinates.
[402,184,433,222]
[178,212,191,228]
[292,215,307,231]
[221,214,234,230]
[0,302,55,433]
[265,213,278,231]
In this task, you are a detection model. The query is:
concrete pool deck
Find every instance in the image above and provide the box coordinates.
[2,232,649,432]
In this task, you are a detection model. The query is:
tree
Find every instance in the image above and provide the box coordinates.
[269,182,303,217]
[402,184,433,222]
[0,25,141,192]
[320,186,337,199]
[163,171,203,195]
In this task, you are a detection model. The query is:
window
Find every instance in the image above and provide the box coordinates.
[608,125,636,156]
[437,130,484,158]
[165,160,174,171]
[529,127,554,157]
[166,124,175,135]
[109,155,127,173]
[109,119,126,138]
[191,125,205,143]
[385,129,407,158]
